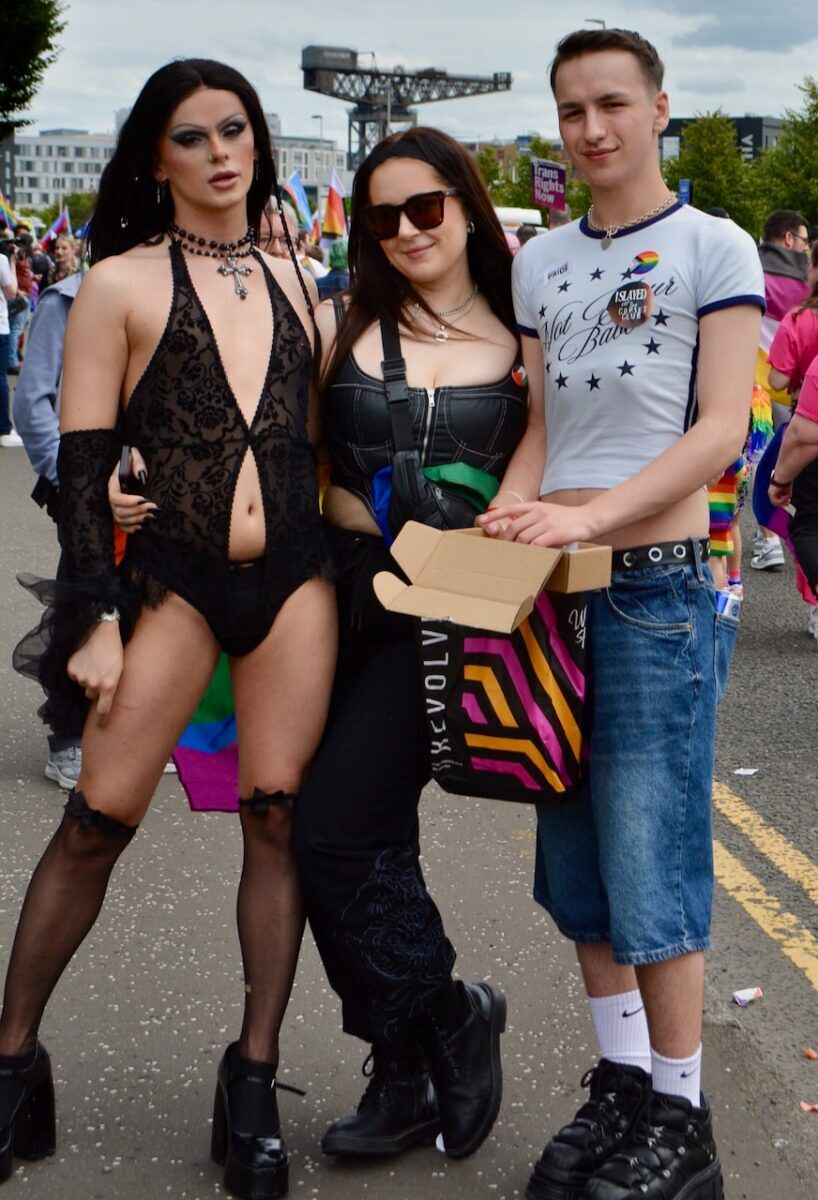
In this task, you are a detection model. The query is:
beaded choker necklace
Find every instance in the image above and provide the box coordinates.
[587,194,677,250]
[168,223,255,300]
[413,284,478,343]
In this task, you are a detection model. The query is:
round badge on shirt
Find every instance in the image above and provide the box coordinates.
[608,281,654,329]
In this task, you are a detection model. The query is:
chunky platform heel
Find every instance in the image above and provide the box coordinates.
[0,1044,56,1185]
[211,1043,302,1199]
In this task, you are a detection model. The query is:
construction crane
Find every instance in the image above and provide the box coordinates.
[302,46,512,169]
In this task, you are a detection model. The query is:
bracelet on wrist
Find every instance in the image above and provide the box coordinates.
[770,473,792,489]
[95,606,121,623]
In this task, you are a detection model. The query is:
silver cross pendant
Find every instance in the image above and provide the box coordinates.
[218,255,253,300]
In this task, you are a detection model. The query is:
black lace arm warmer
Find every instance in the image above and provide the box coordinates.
[13,428,131,735]
[56,428,121,601]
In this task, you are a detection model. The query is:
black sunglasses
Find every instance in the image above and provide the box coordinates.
[362,188,460,240]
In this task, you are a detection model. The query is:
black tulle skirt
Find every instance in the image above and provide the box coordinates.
[13,571,140,736]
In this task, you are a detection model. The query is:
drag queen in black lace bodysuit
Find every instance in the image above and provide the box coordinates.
[2,60,335,1199]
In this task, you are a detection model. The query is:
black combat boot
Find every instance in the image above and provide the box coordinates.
[417,980,506,1159]
[321,1042,439,1156]
[526,1059,652,1200]
[584,1090,722,1200]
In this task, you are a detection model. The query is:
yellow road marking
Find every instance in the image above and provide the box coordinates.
[713,782,818,907]
[713,839,818,991]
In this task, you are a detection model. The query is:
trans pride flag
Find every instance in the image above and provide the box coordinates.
[283,171,314,231]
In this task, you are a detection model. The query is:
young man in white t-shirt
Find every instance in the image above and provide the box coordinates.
[478,29,763,1200]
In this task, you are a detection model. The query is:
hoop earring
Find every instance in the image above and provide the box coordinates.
[466,220,475,234]
[156,180,167,205]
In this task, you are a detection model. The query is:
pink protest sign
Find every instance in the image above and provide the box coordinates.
[532,158,566,211]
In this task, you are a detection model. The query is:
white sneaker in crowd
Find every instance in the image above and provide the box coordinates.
[0,430,23,448]
[45,744,82,790]
[750,536,785,570]
[807,608,818,643]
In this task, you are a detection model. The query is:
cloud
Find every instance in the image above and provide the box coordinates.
[676,75,746,96]
[655,0,817,52]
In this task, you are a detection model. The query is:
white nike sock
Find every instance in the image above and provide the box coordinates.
[650,1044,702,1107]
[588,990,651,1073]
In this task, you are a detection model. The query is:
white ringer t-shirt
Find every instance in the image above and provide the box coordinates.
[511,202,765,494]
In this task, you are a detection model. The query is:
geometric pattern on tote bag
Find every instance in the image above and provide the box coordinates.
[420,590,588,804]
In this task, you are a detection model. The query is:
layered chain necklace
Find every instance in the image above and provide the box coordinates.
[414,284,479,342]
[168,222,255,299]
[587,194,677,250]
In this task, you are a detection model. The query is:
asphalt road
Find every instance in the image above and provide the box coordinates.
[1,443,816,1200]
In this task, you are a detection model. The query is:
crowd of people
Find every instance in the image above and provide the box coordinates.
[0,222,81,447]
[0,24,815,1200]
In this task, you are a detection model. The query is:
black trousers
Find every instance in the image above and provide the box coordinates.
[292,529,455,1045]
[791,458,818,598]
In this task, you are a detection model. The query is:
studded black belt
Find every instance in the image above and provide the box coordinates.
[611,537,711,571]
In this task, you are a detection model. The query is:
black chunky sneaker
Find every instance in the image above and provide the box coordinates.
[321,1044,439,1156]
[583,1091,723,1200]
[526,1059,651,1200]
[418,980,506,1159]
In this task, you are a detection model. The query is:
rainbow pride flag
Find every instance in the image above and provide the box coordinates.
[174,654,239,812]
[0,190,19,228]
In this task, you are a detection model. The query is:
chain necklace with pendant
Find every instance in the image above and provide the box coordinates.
[414,284,479,343]
[587,194,677,250]
[168,223,255,300]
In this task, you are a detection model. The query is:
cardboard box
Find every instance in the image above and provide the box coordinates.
[373,522,612,633]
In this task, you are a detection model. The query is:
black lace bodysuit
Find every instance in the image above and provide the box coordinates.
[15,241,329,722]
[121,240,328,648]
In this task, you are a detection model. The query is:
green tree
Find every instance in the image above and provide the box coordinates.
[661,111,762,236]
[754,77,818,227]
[38,190,98,230]
[0,1,67,142]
[475,145,501,194]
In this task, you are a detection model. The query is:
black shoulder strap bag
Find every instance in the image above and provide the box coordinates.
[379,318,478,537]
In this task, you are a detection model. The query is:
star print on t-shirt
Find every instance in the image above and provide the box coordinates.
[539,304,547,318]
[653,309,669,326]
[587,374,601,390]
[557,280,571,293]
[644,338,661,355]
[618,361,635,376]
[590,267,605,280]
[556,373,569,389]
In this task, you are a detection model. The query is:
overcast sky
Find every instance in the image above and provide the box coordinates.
[24,0,818,147]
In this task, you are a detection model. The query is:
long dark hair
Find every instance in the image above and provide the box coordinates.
[86,59,274,265]
[796,241,818,316]
[324,127,515,386]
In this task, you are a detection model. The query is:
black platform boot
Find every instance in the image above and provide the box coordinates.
[417,980,506,1159]
[525,1059,652,1200]
[211,1043,303,1199]
[321,1042,439,1157]
[584,1090,723,1200]
[0,1044,56,1184]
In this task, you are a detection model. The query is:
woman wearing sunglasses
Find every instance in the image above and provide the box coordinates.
[292,127,533,1163]
[110,127,533,1165]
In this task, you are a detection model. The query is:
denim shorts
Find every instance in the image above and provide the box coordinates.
[534,548,737,965]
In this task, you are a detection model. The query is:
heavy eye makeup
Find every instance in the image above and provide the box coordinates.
[169,118,248,148]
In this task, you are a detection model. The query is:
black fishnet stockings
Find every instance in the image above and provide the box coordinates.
[0,796,135,1057]
[235,800,305,1068]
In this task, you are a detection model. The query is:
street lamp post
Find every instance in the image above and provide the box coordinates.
[312,113,324,232]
